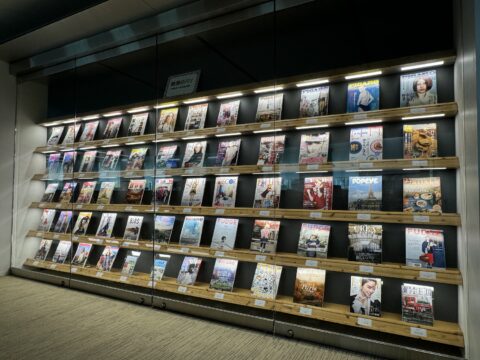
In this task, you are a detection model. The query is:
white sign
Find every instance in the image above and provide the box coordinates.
[255,255,267,262]
[419,271,437,280]
[215,251,225,257]
[177,286,187,293]
[259,211,270,217]
[164,70,201,98]
[357,213,372,221]
[413,215,430,223]
[359,162,374,169]
[357,317,372,327]
[310,212,322,219]
[306,164,319,170]
[359,265,374,273]
[412,160,428,167]
[214,293,225,300]
[410,107,426,114]
[183,208,192,214]
[299,307,313,316]
[254,299,266,307]
[215,209,225,215]
[410,327,427,337]
[305,260,318,267]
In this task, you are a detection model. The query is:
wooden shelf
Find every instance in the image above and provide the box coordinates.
[23,258,464,347]
[26,230,463,285]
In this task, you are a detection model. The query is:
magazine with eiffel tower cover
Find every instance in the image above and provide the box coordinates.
[127,113,148,136]
[348,176,382,211]
[34,239,53,261]
[77,181,97,204]
[349,126,383,161]
[210,258,238,291]
[71,243,93,267]
[47,126,64,146]
[96,182,115,204]
[102,117,122,139]
[348,224,383,263]
[79,121,99,142]
[250,263,282,299]
[78,151,97,172]
[41,183,59,202]
[72,212,93,236]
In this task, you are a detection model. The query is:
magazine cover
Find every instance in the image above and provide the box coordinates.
[95,213,117,237]
[125,147,148,170]
[257,135,285,165]
[41,183,59,202]
[405,228,446,269]
[293,267,326,306]
[47,153,61,175]
[348,224,383,263]
[299,86,330,117]
[210,258,239,291]
[96,245,119,271]
[303,176,333,210]
[180,178,206,206]
[96,182,115,204]
[52,240,71,263]
[348,176,382,211]
[297,223,331,258]
[217,100,240,127]
[184,103,208,130]
[34,239,53,261]
[53,211,73,233]
[154,215,175,243]
[78,151,97,172]
[212,176,238,208]
[182,141,207,168]
[102,117,122,139]
[210,218,239,250]
[298,133,329,164]
[253,177,282,208]
[127,113,148,136]
[156,145,178,168]
[403,177,442,213]
[153,178,174,206]
[77,181,97,204]
[250,263,283,300]
[150,254,171,281]
[123,215,144,241]
[121,251,141,275]
[61,151,77,173]
[157,108,178,133]
[347,79,380,113]
[255,94,283,122]
[38,209,56,232]
[71,243,93,267]
[179,216,205,246]
[59,182,77,203]
[215,139,241,166]
[72,212,93,235]
[79,121,99,142]
[62,124,81,145]
[250,219,281,253]
[349,126,383,161]
[177,256,202,285]
[403,123,438,159]
[401,283,434,325]
[350,276,382,317]
[400,70,438,107]
[47,126,64,146]
[99,150,122,171]
[125,179,147,204]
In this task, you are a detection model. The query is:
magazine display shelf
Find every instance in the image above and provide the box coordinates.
[23,257,464,347]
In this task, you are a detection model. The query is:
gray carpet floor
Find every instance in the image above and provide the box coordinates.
[0,276,379,360]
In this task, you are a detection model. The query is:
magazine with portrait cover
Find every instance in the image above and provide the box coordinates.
[303,176,333,210]
[210,218,239,250]
[348,224,383,263]
[79,121,99,142]
[71,243,92,267]
[348,176,382,211]
[403,123,437,159]
[298,133,329,164]
[127,113,148,136]
[257,135,285,166]
[250,219,281,253]
[250,263,283,300]
[154,215,175,243]
[216,100,240,127]
[62,124,81,145]
[253,177,282,209]
[52,240,71,264]
[215,139,241,166]
[47,126,64,146]
[78,151,97,172]
[123,215,144,241]
[150,254,170,281]
[179,216,204,246]
[212,176,238,208]
[102,117,122,139]
[255,94,283,122]
[47,153,61,175]
[61,151,77,173]
[293,267,326,306]
[95,213,117,238]
[121,251,141,276]
[53,211,73,233]
[125,147,148,171]
[96,245,120,272]
[184,103,208,130]
[38,209,56,232]
[157,108,178,133]
[297,223,331,258]
[299,86,330,117]
[180,178,206,206]
[34,239,53,261]
[125,179,146,204]
[156,145,178,168]
[96,181,115,205]
[210,258,238,292]
[349,126,383,161]
[403,177,442,214]
[347,79,380,113]
[77,181,97,204]
[72,212,93,236]
[177,256,202,286]
[153,178,174,206]
[99,150,122,171]
[401,283,434,325]
[350,276,382,317]
[59,182,77,203]
[400,70,437,107]
[405,228,445,269]
[182,141,207,168]
[41,183,59,202]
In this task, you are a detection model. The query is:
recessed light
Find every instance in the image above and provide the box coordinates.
[82,115,100,121]
[254,86,284,94]
[103,111,123,117]
[181,136,207,140]
[345,71,382,80]
[215,132,242,138]
[253,129,283,134]
[183,98,208,105]
[401,61,445,71]
[295,125,329,130]
[296,79,329,88]
[344,119,383,126]
[401,113,445,120]
[154,103,178,109]
[217,92,243,99]
[127,107,150,114]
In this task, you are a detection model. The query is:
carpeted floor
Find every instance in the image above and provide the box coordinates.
[0,276,380,360]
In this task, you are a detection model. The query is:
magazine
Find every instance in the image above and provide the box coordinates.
[299,86,330,117]
[47,126,64,146]
[102,117,122,139]
[96,246,119,271]
[78,151,97,172]
[61,151,76,173]
[348,176,382,211]
[59,182,77,203]
[401,283,434,325]
[99,150,122,171]
[71,243,93,267]
[253,177,282,208]
[121,251,141,275]
[53,211,73,233]
[95,213,117,238]
[349,126,383,161]
[217,100,240,127]
[250,219,281,253]
[123,215,144,241]
[210,258,239,291]
[210,218,239,250]
[177,256,202,285]
[77,181,97,204]
[72,212,93,235]
[297,223,331,258]
[250,263,283,299]
[347,79,380,112]
[182,141,207,168]
[350,276,382,317]
[400,70,437,107]
[255,94,283,122]
[179,216,204,246]
[62,124,81,145]
[125,148,148,171]
[38,209,56,232]
[348,224,383,263]
[152,178,174,206]
[184,104,208,130]
[403,123,438,159]
[215,139,241,166]
[405,227,446,269]
[96,182,115,205]
[298,133,329,164]
[181,178,206,206]
[125,179,147,204]
[257,135,285,165]
[79,121,99,142]
[47,153,61,174]
[156,145,178,168]
[41,183,59,202]
[154,215,175,243]
[127,113,148,136]
[150,254,171,281]
[293,268,326,306]
[403,177,442,213]
[303,177,333,210]
[52,241,71,263]
[212,176,238,208]
[157,108,178,133]
[34,239,53,260]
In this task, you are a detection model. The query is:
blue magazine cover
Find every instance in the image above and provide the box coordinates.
[347,79,380,113]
